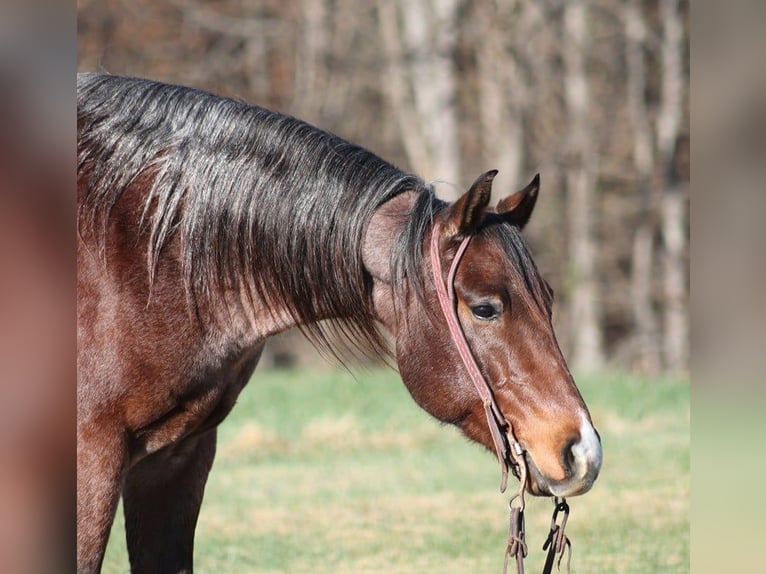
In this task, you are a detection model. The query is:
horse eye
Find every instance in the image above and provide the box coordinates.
[471,304,500,321]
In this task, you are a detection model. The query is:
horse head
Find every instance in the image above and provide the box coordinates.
[364,171,602,497]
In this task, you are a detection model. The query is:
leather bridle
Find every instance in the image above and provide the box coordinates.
[429,221,527,496]
[429,220,572,574]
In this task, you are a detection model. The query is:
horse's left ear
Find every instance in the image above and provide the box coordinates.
[443,169,497,238]
[496,173,540,229]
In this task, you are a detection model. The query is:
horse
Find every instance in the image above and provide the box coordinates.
[76,73,602,573]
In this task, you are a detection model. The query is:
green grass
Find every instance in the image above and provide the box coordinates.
[102,369,689,573]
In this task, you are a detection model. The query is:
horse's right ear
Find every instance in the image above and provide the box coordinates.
[443,170,497,239]
[496,173,540,229]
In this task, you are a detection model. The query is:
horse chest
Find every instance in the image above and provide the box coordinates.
[129,344,264,463]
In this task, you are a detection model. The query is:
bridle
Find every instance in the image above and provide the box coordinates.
[428,221,526,494]
[429,220,572,574]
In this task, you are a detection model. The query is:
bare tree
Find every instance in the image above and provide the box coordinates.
[377,0,461,193]
[475,0,526,193]
[376,0,432,179]
[625,0,660,373]
[77,0,690,374]
[293,0,329,121]
[657,0,688,374]
[564,0,604,372]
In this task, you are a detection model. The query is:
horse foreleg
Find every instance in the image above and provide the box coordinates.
[77,422,128,574]
[122,429,217,574]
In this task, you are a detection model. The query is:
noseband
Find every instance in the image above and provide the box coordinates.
[429,220,572,574]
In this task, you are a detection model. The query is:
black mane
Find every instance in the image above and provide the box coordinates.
[77,73,435,359]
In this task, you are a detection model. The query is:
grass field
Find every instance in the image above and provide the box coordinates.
[102,368,689,573]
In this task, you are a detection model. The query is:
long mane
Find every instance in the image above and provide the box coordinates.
[77,73,436,359]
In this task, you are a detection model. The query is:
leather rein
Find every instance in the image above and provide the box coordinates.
[429,221,572,574]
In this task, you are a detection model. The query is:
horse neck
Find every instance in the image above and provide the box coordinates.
[362,191,421,335]
[227,189,424,356]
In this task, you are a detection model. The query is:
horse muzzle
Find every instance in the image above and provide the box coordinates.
[523,414,602,497]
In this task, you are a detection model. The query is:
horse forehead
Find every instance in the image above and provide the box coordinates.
[459,233,519,284]
[456,232,550,310]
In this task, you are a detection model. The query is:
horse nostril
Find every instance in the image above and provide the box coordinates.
[562,436,579,477]
[546,418,602,495]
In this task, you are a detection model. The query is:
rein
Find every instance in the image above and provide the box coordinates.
[428,221,572,574]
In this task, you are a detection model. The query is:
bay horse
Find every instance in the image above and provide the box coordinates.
[77,73,602,573]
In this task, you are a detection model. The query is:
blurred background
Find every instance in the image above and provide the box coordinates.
[78,0,690,376]
[0,1,74,571]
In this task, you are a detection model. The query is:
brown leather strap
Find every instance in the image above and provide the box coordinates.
[429,220,577,574]
[502,503,528,574]
[429,222,527,493]
[542,498,572,574]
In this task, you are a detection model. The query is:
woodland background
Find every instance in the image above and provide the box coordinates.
[77,0,689,375]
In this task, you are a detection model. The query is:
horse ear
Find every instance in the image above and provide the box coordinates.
[444,170,497,238]
[496,173,540,229]
[363,192,416,283]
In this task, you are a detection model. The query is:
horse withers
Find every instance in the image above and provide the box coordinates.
[77,73,601,573]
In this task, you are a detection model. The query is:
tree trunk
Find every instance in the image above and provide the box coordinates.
[657,0,688,374]
[402,0,461,189]
[625,0,660,373]
[564,0,604,373]
[376,0,433,180]
[476,0,525,194]
[377,0,461,193]
[293,0,328,122]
